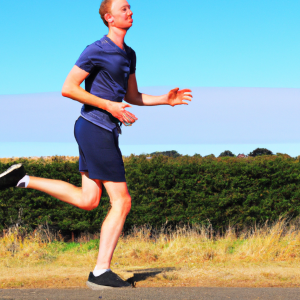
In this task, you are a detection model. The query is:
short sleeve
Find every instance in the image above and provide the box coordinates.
[130,50,136,74]
[75,44,98,73]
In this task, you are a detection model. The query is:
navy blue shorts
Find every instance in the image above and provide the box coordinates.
[74,117,126,182]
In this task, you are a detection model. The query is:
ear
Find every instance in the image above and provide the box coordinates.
[104,13,114,25]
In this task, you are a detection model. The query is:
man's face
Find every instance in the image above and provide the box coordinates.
[109,0,133,29]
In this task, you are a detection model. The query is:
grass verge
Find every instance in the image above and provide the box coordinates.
[1,220,300,288]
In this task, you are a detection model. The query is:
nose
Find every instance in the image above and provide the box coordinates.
[128,9,133,16]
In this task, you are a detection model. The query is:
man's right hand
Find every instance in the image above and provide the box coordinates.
[106,101,138,126]
[61,66,138,126]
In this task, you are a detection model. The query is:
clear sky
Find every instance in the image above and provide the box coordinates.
[1,0,299,95]
[1,1,300,158]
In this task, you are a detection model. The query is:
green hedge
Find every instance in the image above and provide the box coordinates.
[1,155,300,234]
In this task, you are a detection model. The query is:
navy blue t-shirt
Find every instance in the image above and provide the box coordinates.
[75,35,136,131]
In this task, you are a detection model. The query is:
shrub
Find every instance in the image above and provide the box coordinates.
[1,155,300,234]
[150,150,181,158]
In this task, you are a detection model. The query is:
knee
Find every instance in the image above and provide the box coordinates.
[123,196,132,215]
[81,195,99,211]
[113,195,131,215]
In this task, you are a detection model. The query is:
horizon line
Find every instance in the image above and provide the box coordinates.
[1,86,300,96]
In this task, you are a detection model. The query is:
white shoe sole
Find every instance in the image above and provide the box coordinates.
[86,281,131,290]
[0,163,23,178]
[86,281,115,290]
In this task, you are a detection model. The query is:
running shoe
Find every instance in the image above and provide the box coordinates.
[0,164,26,190]
[86,270,132,290]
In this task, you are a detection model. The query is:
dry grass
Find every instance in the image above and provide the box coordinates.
[1,220,300,289]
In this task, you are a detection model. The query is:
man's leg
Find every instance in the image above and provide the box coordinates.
[95,181,131,270]
[27,172,102,211]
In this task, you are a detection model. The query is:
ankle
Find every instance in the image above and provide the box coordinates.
[93,267,111,277]
[95,264,110,270]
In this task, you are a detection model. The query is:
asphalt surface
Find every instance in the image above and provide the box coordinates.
[0,288,300,300]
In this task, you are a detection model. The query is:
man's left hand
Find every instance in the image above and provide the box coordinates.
[167,88,193,107]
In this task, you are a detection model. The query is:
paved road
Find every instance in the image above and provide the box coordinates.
[0,288,299,300]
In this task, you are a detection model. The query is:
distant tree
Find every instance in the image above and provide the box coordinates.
[219,150,235,157]
[204,154,215,158]
[150,150,181,158]
[248,148,273,157]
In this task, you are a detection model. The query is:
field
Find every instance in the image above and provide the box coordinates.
[1,220,300,289]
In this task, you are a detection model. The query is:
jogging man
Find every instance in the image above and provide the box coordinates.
[0,0,192,289]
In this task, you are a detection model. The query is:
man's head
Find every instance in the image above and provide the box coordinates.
[99,0,133,29]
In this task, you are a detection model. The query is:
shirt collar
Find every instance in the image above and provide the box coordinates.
[103,35,128,57]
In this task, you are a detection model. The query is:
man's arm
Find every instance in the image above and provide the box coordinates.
[124,74,193,107]
[62,66,137,125]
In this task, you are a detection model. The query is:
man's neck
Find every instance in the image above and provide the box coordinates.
[107,27,127,50]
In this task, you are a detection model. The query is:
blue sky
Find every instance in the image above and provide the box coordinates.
[1,0,299,95]
[0,1,300,157]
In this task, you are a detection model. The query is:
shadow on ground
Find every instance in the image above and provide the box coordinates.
[125,267,176,287]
